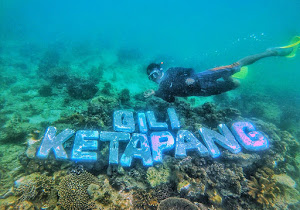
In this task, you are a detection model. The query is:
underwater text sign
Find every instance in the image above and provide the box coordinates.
[36,108,269,167]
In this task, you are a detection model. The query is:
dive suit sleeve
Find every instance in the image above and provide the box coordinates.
[154,90,175,103]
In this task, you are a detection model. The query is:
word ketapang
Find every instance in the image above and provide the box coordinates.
[36,108,269,167]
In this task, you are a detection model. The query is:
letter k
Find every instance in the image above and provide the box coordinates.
[37,126,75,160]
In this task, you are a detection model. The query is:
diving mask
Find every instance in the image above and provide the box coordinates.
[148,68,163,80]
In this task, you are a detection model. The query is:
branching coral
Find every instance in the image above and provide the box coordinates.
[15,180,37,202]
[247,167,280,207]
[14,173,54,202]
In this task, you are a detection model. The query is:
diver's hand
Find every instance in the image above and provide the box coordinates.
[144,89,155,98]
[185,78,195,85]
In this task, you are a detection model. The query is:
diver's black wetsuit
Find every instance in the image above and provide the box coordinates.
[154,64,241,102]
[153,47,293,102]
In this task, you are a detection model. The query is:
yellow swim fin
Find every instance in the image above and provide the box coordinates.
[233,66,248,79]
[279,36,300,58]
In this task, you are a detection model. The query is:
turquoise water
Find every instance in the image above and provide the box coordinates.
[0,0,299,209]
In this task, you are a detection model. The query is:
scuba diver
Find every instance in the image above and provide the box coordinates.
[144,37,300,103]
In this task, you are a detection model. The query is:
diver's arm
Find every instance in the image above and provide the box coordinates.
[144,89,175,102]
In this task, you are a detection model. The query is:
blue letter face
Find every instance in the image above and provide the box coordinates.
[113,110,135,133]
[175,130,209,158]
[231,122,269,151]
[150,131,175,163]
[37,127,75,160]
[100,132,130,164]
[146,111,168,131]
[71,130,99,162]
[137,113,148,134]
[167,108,181,130]
[120,133,153,167]
[199,124,242,158]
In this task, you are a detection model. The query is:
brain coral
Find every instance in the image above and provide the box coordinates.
[58,170,98,210]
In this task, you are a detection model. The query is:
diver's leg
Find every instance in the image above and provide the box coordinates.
[196,47,293,81]
[201,80,240,96]
[196,63,241,81]
[237,47,293,66]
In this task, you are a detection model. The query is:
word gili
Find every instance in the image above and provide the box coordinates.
[37,108,269,167]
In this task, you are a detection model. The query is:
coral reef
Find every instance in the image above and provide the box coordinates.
[0,113,33,143]
[158,197,199,210]
[14,173,54,203]
[207,189,222,206]
[15,179,37,202]
[1,38,300,210]
[152,183,176,202]
[101,82,115,95]
[87,174,134,209]
[87,95,119,127]
[67,77,99,100]
[132,189,158,209]
[221,151,260,169]
[146,163,171,188]
[206,162,248,199]
[54,94,120,130]
[247,168,300,209]
[0,144,25,196]
[38,84,53,97]
[250,118,300,180]
[273,174,300,209]
[166,152,249,208]
[47,66,71,86]
[247,167,280,208]
[18,151,70,175]
[14,200,35,210]
[55,112,104,130]
[119,88,131,105]
[88,64,104,84]
[58,170,98,210]
[174,156,208,198]
[109,165,147,191]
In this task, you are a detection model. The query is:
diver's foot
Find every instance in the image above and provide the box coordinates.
[267,47,293,56]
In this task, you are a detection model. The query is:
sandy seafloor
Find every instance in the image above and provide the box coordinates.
[0,0,300,209]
